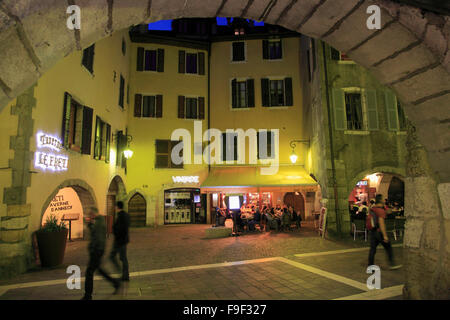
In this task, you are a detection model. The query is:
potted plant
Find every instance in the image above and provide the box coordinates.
[36,215,68,267]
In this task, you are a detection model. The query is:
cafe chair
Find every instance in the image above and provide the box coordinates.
[352,219,367,241]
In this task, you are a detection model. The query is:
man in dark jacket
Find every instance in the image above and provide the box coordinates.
[82,207,120,300]
[109,201,130,281]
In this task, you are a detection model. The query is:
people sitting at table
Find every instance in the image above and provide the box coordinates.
[355,201,368,219]
[215,207,226,227]
[281,208,291,231]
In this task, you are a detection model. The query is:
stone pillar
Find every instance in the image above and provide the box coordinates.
[403,122,449,299]
[206,194,211,224]
[0,86,36,279]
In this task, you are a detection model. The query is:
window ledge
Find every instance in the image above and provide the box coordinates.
[81,65,95,78]
[265,106,292,110]
[344,130,370,135]
[230,60,247,64]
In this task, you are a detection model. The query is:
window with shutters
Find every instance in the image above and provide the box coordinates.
[61,93,93,154]
[94,116,111,162]
[82,44,95,74]
[261,78,293,107]
[119,75,125,109]
[263,39,282,60]
[232,42,245,62]
[136,47,164,72]
[178,50,205,75]
[134,94,163,118]
[155,140,183,169]
[231,79,254,108]
[385,91,406,131]
[257,131,275,159]
[221,133,238,162]
[345,93,363,130]
[178,96,205,120]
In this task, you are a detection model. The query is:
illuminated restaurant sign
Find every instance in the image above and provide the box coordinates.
[356,180,368,186]
[34,132,68,172]
[172,176,199,184]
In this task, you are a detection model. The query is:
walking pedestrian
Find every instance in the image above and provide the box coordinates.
[110,201,130,281]
[81,207,120,300]
[368,195,402,270]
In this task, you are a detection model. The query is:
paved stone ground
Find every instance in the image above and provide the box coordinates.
[0,224,405,300]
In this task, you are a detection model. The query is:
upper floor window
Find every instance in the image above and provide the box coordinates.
[263,39,282,60]
[134,94,163,118]
[178,96,205,120]
[221,132,238,162]
[257,130,275,160]
[136,47,164,72]
[82,44,95,74]
[94,116,111,162]
[62,93,93,154]
[231,79,254,108]
[232,42,245,62]
[178,50,205,75]
[332,88,379,131]
[261,78,293,107]
[345,93,363,130]
[155,140,183,169]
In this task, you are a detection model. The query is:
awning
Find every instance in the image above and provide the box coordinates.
[201,166,318,193]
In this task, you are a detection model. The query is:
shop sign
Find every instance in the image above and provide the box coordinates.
[357,180,368,186]
[34,132,68,172]
[172,176,199,184]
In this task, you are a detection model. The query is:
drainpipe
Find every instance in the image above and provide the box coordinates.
[207,41,211,173]
[321,42,341,236]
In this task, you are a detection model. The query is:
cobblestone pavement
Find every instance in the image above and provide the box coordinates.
[0,224,404,300]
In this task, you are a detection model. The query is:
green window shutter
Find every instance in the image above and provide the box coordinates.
[198,52,205,75]
[332,89,346,130]
[81,106,93,154]
[262,40,269,59]
[247,79,255,107]
[231,79,237,108]
[157,48,164,72]
[284,77,293,106]
[178,50,185,73]
[62,93,72,148]
[261,78,270,107]
[365,90,379,131]
[137,47,144,71]
[385,91,399,131]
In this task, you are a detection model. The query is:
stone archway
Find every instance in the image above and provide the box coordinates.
[40,179,98,240]
[0,0,448,299]
[0,0,448,181]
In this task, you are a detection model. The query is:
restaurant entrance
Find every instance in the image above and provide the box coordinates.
[164,188,206,224]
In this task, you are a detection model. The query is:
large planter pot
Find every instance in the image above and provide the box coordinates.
[36,229,68,268]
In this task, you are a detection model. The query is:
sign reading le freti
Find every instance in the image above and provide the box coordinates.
[34,132,69,172]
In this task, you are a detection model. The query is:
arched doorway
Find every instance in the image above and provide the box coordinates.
[128,193,146,227]
[106,176,127,234]
[283,192,305,220]
[40,181,97,240]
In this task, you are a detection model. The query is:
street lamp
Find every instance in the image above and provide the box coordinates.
[113,131,133,160]
[289,139,310,164]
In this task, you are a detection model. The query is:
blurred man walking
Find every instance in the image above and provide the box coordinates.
[110,201,130,281]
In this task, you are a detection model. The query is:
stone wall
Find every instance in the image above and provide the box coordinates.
[403,122,449,299]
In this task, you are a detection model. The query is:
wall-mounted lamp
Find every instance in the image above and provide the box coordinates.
[289,139,310,164]
[113,131,133,159]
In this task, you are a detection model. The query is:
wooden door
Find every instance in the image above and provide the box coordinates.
[128,193,146,227]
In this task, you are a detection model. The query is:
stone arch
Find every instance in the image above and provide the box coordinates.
[0,1,448,181]
[347,166,406,196]
[39,179,98,223]
[107,175,127,201]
